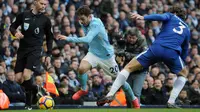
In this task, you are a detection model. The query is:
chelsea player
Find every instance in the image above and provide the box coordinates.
[97,5,190,108]
[57,5,140,108]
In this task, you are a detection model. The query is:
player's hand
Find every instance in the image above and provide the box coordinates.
[130,13,144,20]
[57,34,67,40]
[14,31,24,39]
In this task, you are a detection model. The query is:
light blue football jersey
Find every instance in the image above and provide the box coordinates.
[66,16,114,59]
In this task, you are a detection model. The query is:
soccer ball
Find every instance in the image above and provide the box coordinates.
[37,96,55,109]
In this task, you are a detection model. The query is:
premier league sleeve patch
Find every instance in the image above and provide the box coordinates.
[24,23,29,31]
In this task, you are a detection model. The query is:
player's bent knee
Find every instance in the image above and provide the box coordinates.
[78,66,88,75]
[178,68,188,78]
[23,69,32,80]
[15,72,23,83]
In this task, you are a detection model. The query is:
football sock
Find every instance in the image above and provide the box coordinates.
[122,82,136,102]
[21,77,37,92]
[78,73,88,91]
[107,69,130,96]
[168,76,187,104]
[25,90,32,107]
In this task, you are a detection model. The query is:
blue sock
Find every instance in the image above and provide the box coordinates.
[122,82,136,102]
[78,73,88,91]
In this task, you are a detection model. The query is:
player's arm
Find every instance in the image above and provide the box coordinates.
[130,13,171,21]
[181,30,190,62]
[57,23,99,43]
[9,12,24,39]
[144,13,171,21]
[44,18,53,56]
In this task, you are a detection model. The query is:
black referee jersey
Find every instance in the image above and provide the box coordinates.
[10,10,53,55]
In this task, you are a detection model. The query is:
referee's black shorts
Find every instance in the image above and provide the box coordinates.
[15,48,42,74]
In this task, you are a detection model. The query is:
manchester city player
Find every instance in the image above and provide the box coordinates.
[57,5,140,108]
[97,5,190,108]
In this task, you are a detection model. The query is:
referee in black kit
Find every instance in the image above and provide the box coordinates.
[9,0,53,110]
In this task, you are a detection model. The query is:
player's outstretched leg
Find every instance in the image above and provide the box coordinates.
[72,73,88,100]
[97,58,143,106]
[97,69,130,106]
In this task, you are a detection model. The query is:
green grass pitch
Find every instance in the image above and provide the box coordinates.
[4,109,200,112]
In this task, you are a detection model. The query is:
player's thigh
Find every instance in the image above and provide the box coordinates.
[164,55,187,77]
[26,52,41,74]
[126,49,157,73]
[14,57,26,74]
[99,55,119,78]
[79,60,92,74]
[80,52,97,74]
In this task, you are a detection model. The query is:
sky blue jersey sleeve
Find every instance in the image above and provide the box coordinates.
[66,23,99,43]
[144,13,171,21]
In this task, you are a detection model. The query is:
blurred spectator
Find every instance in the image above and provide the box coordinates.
[164,78,174,97]
[53,57,68,78]
[110,89,127,106]
[137,3,148,15]
[145,29,155,46]
[67,0,83,10]
[148,79,168,105]
[146,76,154,89]
[0,65,6,83]
[99,0,114,23]
[91,74,104,99]
[135,19,148,35]
[188,79,200,104]
[140,80,151,104]
[54,83,83,105]
[3,47,12,68]
[150,65,160,79]
[117,11,129,32]
[186,73,195,87]
[91,0,101,17]
[8,4,19,22]
[67,69,80,92]
[3,69,25,106]
[103,75,112,85]
[158,72,166,84]
[188,10,198,28]
[176,89,191,105]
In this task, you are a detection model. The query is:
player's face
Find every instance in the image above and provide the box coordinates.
[35,0,47,13]
[78,15,91,26]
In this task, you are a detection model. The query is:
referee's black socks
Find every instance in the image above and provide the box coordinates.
[21,77,38,92]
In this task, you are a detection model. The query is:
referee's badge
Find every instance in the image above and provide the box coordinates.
[24,23,29,31]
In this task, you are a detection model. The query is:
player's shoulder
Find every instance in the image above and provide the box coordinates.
[90,17,101,27]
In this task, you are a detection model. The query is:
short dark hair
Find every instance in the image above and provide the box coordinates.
[169,5,186,20]
[76,5,91,17]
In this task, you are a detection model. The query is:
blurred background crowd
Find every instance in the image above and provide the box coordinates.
[0,0,200,107]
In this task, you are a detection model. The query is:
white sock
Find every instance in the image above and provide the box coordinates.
[107,69,130,96]
[168,76,187,104]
